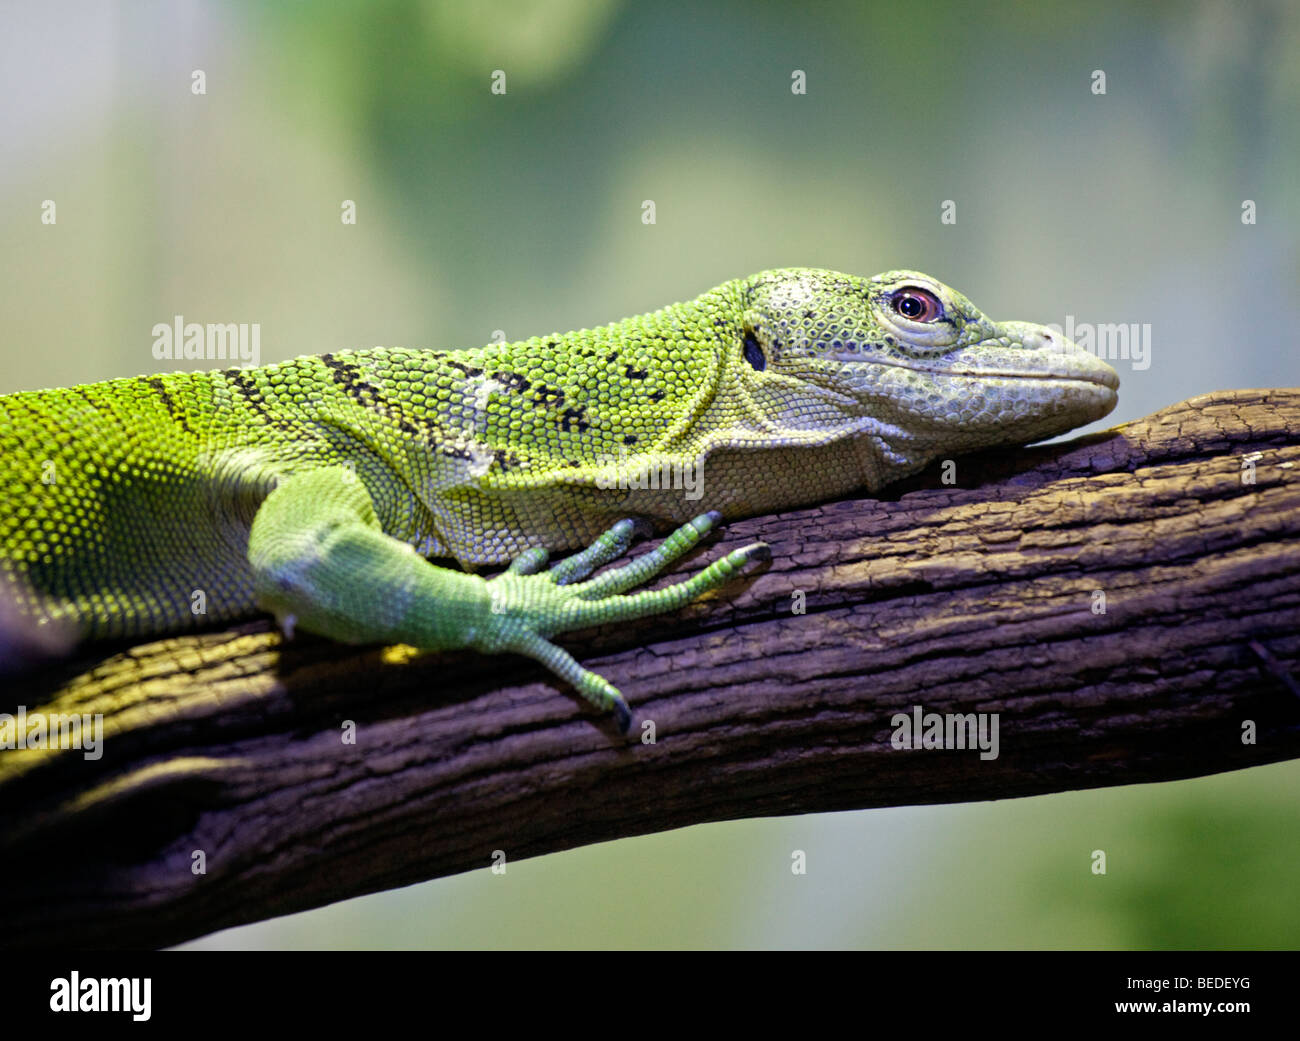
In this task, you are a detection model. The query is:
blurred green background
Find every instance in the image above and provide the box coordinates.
[2,0,1296,948]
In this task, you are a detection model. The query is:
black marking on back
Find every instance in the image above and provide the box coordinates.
[624,364,648,380]
[321,353,419,435]
[320,353,374,400]
[227,370,296,431]
[532,385,565,408]
[493,447,523,472]
[559,407,590,433]
[492,370,531,394]
[146,377,193,434]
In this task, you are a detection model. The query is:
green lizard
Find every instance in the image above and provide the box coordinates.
[0,269,1118,729]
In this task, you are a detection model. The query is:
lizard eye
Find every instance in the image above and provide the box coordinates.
[742,331,767,371]
[891,287,942,323]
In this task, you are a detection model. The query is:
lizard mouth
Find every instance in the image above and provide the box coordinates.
[944,368,1121,390]
[833,355,1121,391]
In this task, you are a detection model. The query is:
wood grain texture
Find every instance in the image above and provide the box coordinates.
[3,388,1299,949]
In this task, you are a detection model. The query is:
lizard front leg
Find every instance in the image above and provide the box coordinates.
[247,467,769,729]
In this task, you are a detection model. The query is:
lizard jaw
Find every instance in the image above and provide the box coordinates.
[838,356,1121,392]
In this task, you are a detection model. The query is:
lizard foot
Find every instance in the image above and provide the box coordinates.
[481,512,768,731]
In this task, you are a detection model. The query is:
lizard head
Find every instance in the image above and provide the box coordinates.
[735,268,1119,458]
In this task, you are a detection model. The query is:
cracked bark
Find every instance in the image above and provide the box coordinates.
[3,387,1299,949]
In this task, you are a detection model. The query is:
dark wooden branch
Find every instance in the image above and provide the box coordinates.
[3,388,1299,949]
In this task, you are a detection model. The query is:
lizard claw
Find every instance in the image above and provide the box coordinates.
[613,697,633,735]
[482,513,759,727]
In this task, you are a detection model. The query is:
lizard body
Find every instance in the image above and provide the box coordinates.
[0,269,1118,727]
